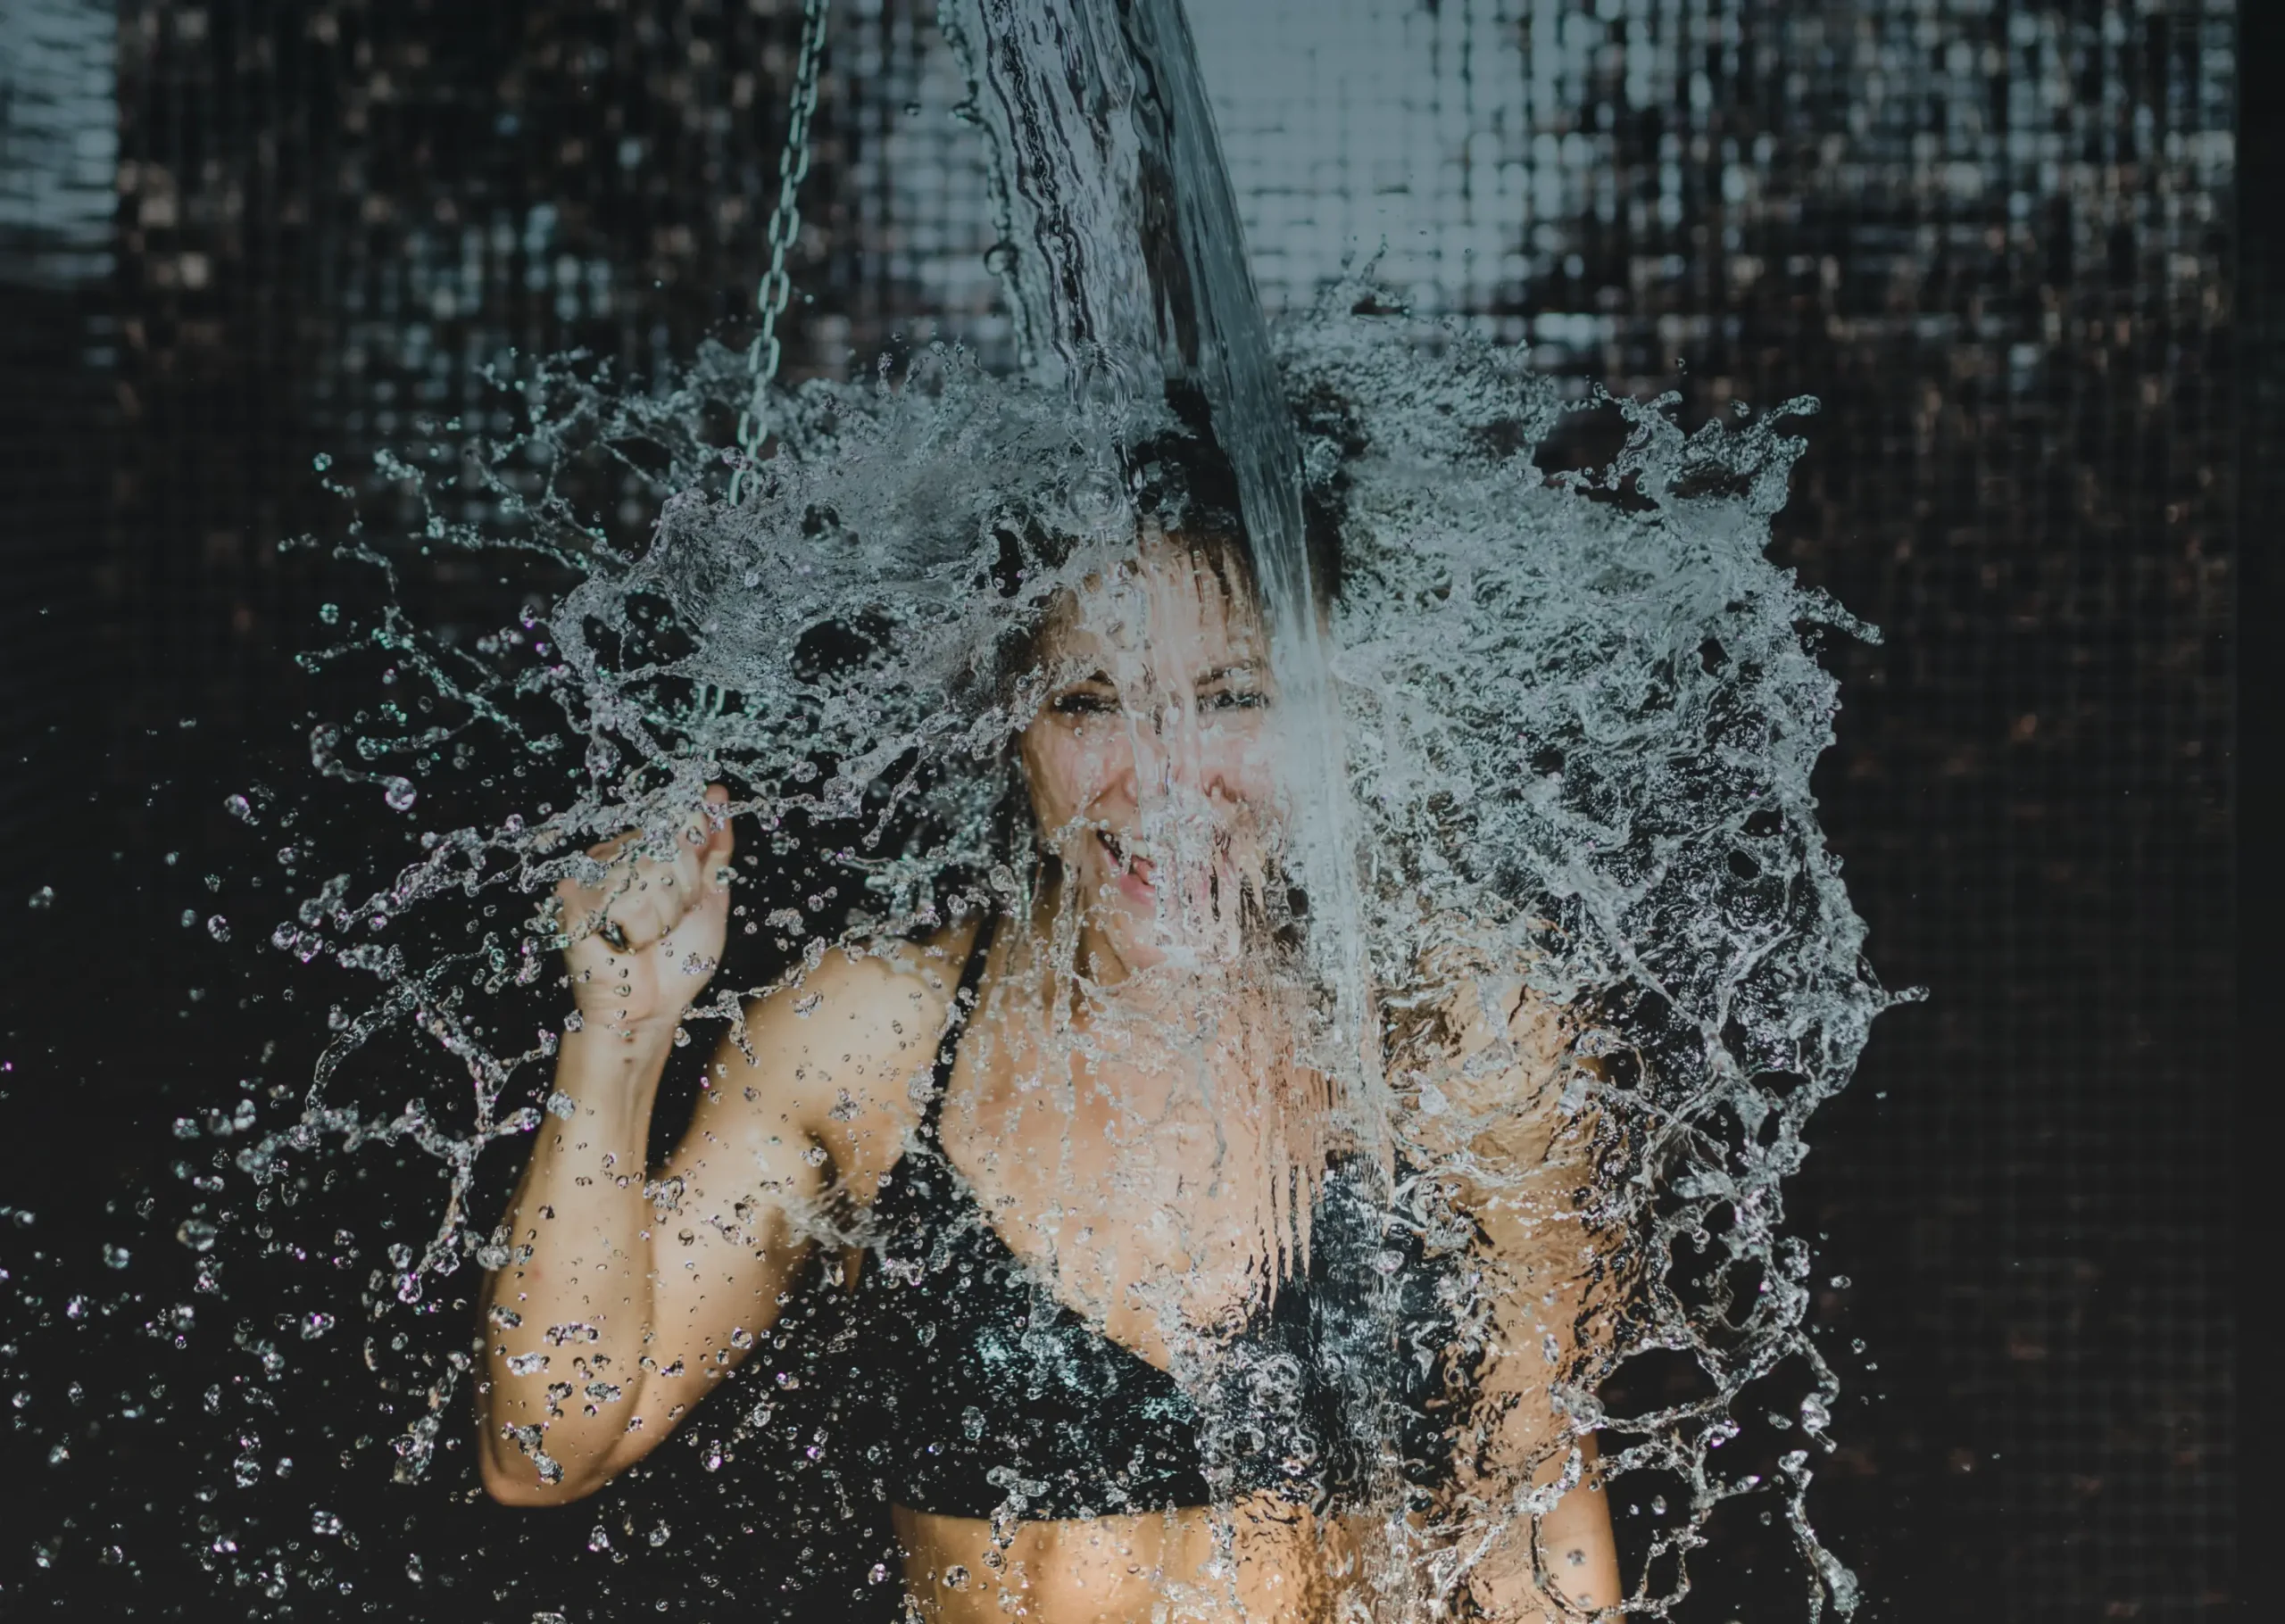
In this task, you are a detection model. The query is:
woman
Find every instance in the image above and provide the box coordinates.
[474,435,1624,1621]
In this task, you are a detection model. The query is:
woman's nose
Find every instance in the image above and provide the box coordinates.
[1132,705,1228,800]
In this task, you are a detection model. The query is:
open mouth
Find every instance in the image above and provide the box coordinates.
[1096,829,1156,891]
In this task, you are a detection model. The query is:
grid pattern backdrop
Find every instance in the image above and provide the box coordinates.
[0,1,2238,1619]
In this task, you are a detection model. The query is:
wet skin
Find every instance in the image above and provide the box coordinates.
[474,542,1622,1620]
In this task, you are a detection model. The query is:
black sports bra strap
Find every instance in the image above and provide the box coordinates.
[921,911,999,1142]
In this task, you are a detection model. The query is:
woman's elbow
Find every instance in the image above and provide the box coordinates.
[477,1441,610,1508]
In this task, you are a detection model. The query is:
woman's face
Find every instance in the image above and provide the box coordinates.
[1018,538,1282,977]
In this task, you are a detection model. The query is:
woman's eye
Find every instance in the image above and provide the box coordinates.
[1051,691,1116,717]
[1201,689,1267,713]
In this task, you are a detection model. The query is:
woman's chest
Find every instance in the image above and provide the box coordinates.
[935,1028,1311,1361]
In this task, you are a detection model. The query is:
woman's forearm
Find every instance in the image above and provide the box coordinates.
[475,1023,674,1502]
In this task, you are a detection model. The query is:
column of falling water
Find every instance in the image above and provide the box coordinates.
[940,0,1410,1607]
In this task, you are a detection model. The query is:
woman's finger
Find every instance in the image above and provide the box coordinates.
[559,787,734,951]
[701,784,734,887]
[654,787,734,927]
[563,878,672,956]
[661,800,713,915]
[557,849,677,954]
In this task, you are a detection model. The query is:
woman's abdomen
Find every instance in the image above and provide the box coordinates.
[893,1496,1361,1623]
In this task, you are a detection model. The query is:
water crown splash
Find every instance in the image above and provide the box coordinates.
[123,5,1911,1620]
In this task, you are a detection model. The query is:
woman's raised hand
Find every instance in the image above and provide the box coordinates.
[557,785,735,1040]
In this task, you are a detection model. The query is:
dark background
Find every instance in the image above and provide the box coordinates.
[0,0,2249,1619]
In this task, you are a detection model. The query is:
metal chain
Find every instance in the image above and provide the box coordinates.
[731,0,832,503]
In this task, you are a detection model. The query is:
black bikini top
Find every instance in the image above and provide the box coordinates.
[852,916,1457,1522]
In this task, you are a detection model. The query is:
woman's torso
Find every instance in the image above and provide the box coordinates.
[827,916,1448,1620]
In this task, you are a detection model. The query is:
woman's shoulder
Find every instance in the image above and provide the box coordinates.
[741,915,989,1047]
[719,917,992,1184]
[1384,942,1577,1154]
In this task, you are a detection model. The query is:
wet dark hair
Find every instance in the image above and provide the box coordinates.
[975,382,1348,712]
[1135,380,1345,615]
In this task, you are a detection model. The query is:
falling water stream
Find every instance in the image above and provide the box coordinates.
[942,0,1367,1051]
[10,4,1907,1619]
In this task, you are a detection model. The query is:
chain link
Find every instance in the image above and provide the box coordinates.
[731,0,832,503]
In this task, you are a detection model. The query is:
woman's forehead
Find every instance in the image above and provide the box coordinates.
[1042,539,1264,663]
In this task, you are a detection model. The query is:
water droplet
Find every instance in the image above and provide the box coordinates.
[26,885,53,911]
[223,793,255,823]
[312,452,332,471]
[318,602,341,626]
[205,915,230,943]
[103,1244,130,1271]
[381,777,418,813]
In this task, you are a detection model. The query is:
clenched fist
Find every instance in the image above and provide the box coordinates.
[555,785,735,1040]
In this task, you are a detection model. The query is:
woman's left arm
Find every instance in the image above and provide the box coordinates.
[1399,971,1625,1620]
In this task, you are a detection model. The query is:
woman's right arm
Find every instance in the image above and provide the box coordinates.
[472,792,944,1504]
[473,1014,804,1504]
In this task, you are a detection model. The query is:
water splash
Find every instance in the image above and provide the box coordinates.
[1296,304,1899,1616]
[218,289,1898,1618]
[92,7,1902,1619]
